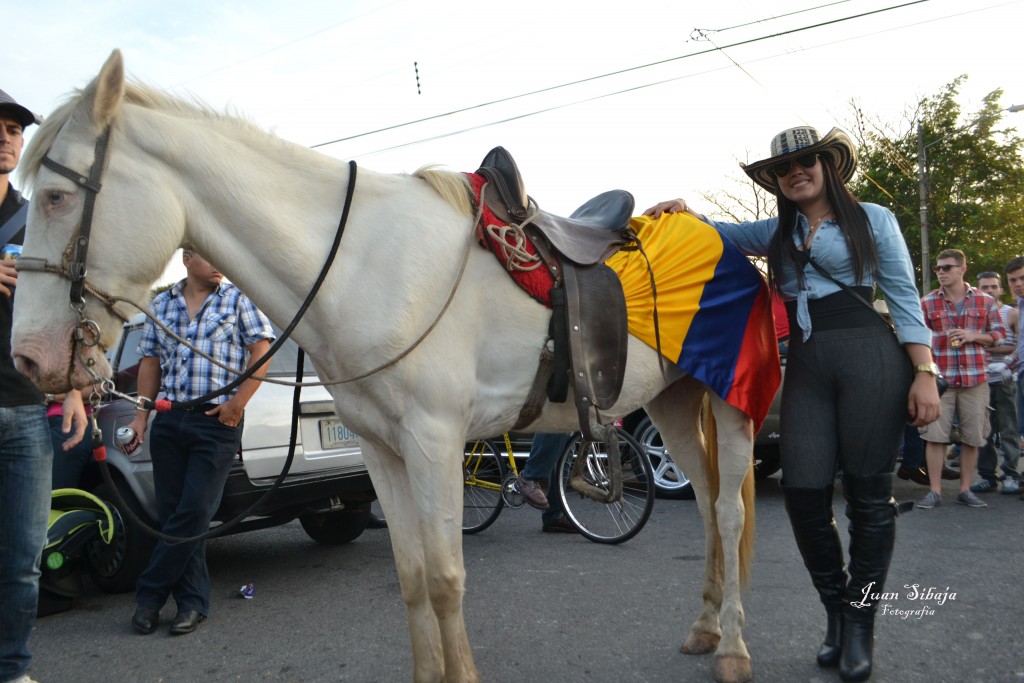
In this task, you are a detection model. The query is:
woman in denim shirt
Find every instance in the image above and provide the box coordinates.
[646,126,940,683]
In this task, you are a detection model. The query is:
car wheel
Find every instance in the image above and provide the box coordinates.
[754,444,782,480]
[633,417,695,500]
[86,480,158,594]
[300,503,371,545]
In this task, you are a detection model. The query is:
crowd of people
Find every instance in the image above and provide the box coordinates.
[1,80,1020,683]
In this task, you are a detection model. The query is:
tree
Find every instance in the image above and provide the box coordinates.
[697,156,776,223]
[849,78,1024,292]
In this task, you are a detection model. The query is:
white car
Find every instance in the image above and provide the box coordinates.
[83,315,375,593]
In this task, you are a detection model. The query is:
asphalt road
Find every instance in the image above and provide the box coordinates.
[25,475,1024,683]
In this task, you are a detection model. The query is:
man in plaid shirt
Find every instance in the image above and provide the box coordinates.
[918,248,1004,509]
[126,247,274,636]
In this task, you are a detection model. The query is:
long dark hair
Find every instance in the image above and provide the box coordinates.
[765,156,877,293]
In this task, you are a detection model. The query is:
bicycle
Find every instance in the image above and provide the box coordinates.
[461,428,655,544]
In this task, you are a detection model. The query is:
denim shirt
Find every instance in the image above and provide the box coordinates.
[707,203,931,346]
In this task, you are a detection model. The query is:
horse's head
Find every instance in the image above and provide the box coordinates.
[12,50,187,392]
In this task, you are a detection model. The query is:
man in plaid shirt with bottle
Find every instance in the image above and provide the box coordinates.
[917,248,1004,509]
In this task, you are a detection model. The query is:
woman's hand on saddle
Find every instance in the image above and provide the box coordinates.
[906,374,941,427]
[643,199,689,219]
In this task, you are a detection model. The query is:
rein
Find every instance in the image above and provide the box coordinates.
[23,131,482,397]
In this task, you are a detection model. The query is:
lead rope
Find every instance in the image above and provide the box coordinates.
[89,346,310,544]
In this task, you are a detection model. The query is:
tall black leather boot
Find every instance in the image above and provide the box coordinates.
[840,473,897,682]
[782,485,847,668]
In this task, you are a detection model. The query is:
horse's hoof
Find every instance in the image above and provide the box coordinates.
[680,630,720,655]
[713,654,753,683]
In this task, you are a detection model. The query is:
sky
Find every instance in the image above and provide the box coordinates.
[5,0,1022,284]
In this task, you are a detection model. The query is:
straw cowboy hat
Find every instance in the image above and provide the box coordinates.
[741,126,858,192]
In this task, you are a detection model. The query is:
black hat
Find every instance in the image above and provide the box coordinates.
[0,88,41,128]
[740,126,857,192]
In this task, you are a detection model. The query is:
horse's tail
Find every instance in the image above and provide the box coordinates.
[700,398,755,591]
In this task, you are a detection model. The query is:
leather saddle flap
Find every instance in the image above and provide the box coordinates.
[530,190,635,266]
[563,262,628,409]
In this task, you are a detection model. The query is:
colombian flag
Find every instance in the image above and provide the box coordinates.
[606,213,781,429]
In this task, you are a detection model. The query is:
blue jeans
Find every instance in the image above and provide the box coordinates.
[0,404,52,682]
[48,414,94,490]
[134,410,240,616]
[900,423,925,470]
[522,433,573,525]
[978,378,1020,481]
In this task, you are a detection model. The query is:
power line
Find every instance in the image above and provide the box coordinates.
[691,0,856,39]
[312,0,932,151]
[349,0,1024,160]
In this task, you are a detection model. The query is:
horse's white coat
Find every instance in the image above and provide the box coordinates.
[12,51,758,683]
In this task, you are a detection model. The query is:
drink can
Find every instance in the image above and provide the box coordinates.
[116,426,140,455]
[1,244,22,260]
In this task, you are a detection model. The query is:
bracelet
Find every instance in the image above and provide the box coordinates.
[44,393,56,404]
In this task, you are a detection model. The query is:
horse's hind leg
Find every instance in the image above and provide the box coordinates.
[705,394,756,683]
[648,382,756,683]
[647,381,724,655]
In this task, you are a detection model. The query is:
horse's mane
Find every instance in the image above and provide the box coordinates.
[21,80,294,193]
[414,166,473,218]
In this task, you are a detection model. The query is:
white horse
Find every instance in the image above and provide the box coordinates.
[13,50,760,683]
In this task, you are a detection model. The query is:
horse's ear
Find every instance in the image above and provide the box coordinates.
[93,49,125,127]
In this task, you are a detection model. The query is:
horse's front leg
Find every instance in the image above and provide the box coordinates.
[361,441,448,683]
[399,430,479,683]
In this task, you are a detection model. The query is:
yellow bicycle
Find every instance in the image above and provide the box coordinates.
[461,428,654,544]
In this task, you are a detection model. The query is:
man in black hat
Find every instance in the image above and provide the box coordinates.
[1,88,86,683]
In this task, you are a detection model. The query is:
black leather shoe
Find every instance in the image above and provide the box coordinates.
[131,605,160,635]
[169,609,205,636]
[896,465,929,486]
[367,512,388,529]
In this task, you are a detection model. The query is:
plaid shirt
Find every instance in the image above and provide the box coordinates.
[920,286,1005,388]
[138,281,274,403]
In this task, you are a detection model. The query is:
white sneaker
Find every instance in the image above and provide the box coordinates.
[999,477,1020,494]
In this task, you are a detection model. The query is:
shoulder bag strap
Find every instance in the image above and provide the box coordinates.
[0,202,29,246]
[802,252,892,330]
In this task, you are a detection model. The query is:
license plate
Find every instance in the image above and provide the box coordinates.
[319,418,360,450]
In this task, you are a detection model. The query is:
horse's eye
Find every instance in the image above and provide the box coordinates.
[46,191,67,206]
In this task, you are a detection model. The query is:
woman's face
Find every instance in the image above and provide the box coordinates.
[775,155,826,207]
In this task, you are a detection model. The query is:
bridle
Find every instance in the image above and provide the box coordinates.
[17,125,115,391]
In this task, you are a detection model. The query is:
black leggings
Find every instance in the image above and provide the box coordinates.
[780,325,911,489]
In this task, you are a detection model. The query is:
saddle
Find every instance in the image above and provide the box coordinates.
[476,147,634,446]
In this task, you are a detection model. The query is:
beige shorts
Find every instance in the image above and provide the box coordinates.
[919,382,992,447]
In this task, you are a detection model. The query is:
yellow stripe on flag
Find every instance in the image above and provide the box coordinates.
[606,213,725,361]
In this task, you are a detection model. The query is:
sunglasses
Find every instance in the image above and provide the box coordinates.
[771,153,819,178]
[933,264,961,273]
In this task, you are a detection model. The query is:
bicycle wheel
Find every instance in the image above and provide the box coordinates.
[556,428,654,544]
[462,439,506,534]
